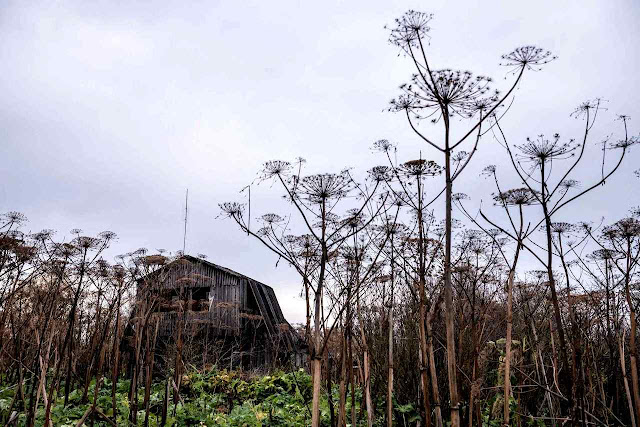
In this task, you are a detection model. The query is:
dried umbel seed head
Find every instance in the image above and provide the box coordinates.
[391,193,408,207]
[219,202,245,219]
[389,93,420,113]
[298,171,353,203]
[460,230,490,255]
[517,134,578,165]
[571,98,603,119]
[379,222,408,237]
[260,160,292,180]
[542,222,579,236]
[98,231,117,243]
[260,213,284,224]
[400,159,442,177]
[602,217,640,240]
[368,166,393,183]
[142,255,167,266]
[500,46,557,70]
[481,165,497,176]
[256,227,271,237]
[54,242,78,258]
[404,69,497,118]
[313,213,340,230]
[342,209,366,229]
[610,135,639,150]
[372,139,395,153]
[30,229,55,242]
[466,97,498,118]
[134,247,148,256]
[73,236,101,250]
[452,151,469,163]
[588,248,624,261]
[487,229,502,238]
[452,193,469,202]
[559,179,580,191]
[578,222,593,233]
[388,10,433,49]
[1,211,27,226]
[493,188,540,206]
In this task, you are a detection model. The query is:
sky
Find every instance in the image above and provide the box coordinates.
[1,0,639,324]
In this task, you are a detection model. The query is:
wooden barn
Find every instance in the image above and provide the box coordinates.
[136,255,306,369]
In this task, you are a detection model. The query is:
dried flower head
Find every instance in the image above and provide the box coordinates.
[342,209,366,229]
[368,166,393,183]
[73,236,101,250]
[493,188,540,206]
[297,171,353,203]
[380,222,408,237]
[256,227,270,237]
[571,98,603,119]
[481,165,497,177]
[452,151,469,164]
[401,69,498,118]
[372,139,395,153]
[500,46,556,70]
[134,247,148,256]
[609,135,639,150]
[260,160,292,180]
[542,222,578,236]
[313,213,340,230]
[287,234,319,259]
[260,213,285,224]
[30,229,55,242]
[1,211,27,227]
[588,248,623,261]
[559,179,580,192]
[98,231,117,243]
[388,10,433,49]
[389,94,421,113]
[516,134,578,165]
[602,218,640,240]
[219,202,245,219]
[399,159,442,177]
[54,242,78,258]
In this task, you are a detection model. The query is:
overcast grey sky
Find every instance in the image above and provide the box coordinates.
[1,0,639,323]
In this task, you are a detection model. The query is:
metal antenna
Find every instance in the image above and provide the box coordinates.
[183,188,188,254]
[241,185,251,235]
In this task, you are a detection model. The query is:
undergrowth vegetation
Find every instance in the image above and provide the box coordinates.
[0,366,539,426]
[1,369,327,426]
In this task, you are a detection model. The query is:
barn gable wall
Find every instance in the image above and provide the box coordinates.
[138,255,298,350]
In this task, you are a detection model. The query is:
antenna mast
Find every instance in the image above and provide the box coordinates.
[183,188,188,254]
